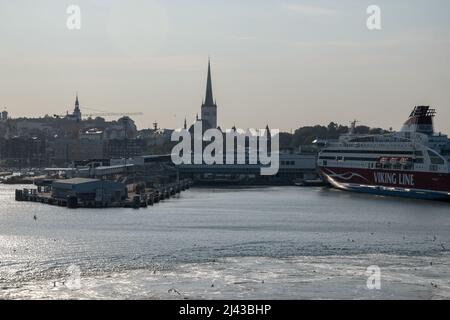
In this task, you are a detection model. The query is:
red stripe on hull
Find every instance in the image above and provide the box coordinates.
[319,167,450,193]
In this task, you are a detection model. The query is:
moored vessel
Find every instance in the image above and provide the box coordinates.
[318,106,450,201]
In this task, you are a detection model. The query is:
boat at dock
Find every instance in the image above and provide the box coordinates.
[318,106,450,201]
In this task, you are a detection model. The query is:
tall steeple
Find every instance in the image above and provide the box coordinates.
[204,58,214,106]
[73,93,81,122]
[75,92,79,109]
[200,58,218,129]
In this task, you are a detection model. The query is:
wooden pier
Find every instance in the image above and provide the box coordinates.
[15,179,193,209]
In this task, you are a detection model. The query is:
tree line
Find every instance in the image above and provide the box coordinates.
[279,122,387,148]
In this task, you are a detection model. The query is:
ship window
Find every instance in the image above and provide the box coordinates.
[414,158,424,164]
[342,157,379,162]
[349,137,375,143]
[322,150,413,155]
[320,155,380,162]
[323,160,328,166]
[427,150,445,165]
[430,157,444,165]
[414,151,423,156]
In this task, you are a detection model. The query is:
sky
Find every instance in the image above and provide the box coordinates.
[0,0,449,133]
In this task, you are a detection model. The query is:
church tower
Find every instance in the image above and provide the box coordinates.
[200,59,218,129]
[73,93,82,122]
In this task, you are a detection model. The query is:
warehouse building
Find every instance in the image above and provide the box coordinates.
[52,178,127,206]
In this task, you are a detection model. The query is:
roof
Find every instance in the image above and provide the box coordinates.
[53,178,100,185]
[44,168,78,171]
[95,164,133,170]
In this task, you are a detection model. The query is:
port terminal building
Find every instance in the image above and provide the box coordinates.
[51,178,127,205]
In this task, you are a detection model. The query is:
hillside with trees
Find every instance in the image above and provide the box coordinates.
[279,122,387,149]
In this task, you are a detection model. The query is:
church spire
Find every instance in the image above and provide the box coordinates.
[72,92,81,122]
[75,92,79,108]
[204,58,214,106]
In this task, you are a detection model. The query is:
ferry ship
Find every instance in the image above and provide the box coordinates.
[318,106,450,201]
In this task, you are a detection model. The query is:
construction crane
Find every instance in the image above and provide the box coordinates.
[54,105,143,119]
[82,106,143,118]
[83,112,143,118]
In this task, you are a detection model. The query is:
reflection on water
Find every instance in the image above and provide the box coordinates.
[1,184,449,299]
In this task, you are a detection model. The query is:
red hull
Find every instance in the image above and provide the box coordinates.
[320,167,450,193]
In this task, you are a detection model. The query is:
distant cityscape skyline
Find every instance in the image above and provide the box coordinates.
[1,0,449,133]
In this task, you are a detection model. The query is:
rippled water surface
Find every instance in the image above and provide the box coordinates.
[1,184,450,299]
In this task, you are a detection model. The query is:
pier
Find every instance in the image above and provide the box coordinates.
[15,179,193,209]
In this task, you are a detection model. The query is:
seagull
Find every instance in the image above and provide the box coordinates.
[33,215,37,221]
[168,288,181,295]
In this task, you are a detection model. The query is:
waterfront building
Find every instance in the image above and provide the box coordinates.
[137,128,174,147]
[103,138,146,159]
[278,147,318,180]
[79,130,105,160]
[0,136,47,167]
[51,178,127,204]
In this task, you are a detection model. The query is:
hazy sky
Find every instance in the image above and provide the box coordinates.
[1,0,449,132]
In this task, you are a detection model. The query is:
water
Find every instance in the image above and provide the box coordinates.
[1,184,450,299]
